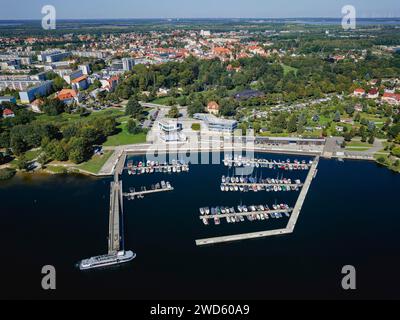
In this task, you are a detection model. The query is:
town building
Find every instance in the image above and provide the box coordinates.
[367,88,379,99]
[193,113,238,133]
[38,51,71,63]
[382,92,400,105]
[122,58,135,71]
[2,108,15,118]
[79,64,91,75]
[71,76,89,91]
[206,101,220,115]
[18,81,53,104]
[63,70,84,84]
[158,120,186,142]
[56,89,81,105]
[353,88,366,97]
[0,96,17,104]
[31,99,44,113]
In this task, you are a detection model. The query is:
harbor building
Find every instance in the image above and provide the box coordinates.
[193,113,238,133]
[158,120,187,142]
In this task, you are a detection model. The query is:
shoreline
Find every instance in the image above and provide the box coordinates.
[2,145,396,182]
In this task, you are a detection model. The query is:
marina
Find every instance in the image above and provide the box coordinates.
[199,204,292,226]
[223,156,312,170]
[220,174,303,192]
[123,181,174,200]
[195,156,320,246]
[126,160,190,175]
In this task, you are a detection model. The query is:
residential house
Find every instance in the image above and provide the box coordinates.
[57,89,81,105]
[71,76,89,91]
[353,88,366,97]
[367,88,379,99]
[382,92,400,105]
[31,99,44,113]
[206,101,220,115]
[2,108,15,118]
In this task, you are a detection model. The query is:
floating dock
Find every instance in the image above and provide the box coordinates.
[223,158,311,170]
[221,182,302,192]
[123,185,174,200]
[200,208,292,221]
[195,157,319,246]
[126,163,189,175]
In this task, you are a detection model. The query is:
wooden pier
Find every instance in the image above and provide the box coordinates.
[195,157,320,246]
[108,176,123,254]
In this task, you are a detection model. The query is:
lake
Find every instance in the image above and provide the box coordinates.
[0,152,399,299]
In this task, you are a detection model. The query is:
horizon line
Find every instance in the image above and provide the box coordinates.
[1,16,400,21]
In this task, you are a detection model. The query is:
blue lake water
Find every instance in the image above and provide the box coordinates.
[0,152,399,299]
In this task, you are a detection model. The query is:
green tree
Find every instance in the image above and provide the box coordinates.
[287,115,297,133]
[333,111,341,122]
[16,155,29,171]
[368,134,375,145]
[127,120,143,135]
[67,138,92,164]
[42,98,65,116]
[125,96,143,119]
[168,106,180,119]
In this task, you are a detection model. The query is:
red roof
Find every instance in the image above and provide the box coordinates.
[71,75,88,84]
[354,88,365,93]
[213,47,232,55]
[3,108,14,116]
[57,89,78,101]
[207,101,220,110]
[383,92,400,101]
[368,88,379,95]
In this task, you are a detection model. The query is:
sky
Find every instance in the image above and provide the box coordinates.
[0,0,399,20]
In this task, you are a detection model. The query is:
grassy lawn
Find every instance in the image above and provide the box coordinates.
[346,141,373,148]
[360,113,387,123]
[191,123,201,131]
[33,109,125,126]
[10,149,41,166]
[25,149,42,161]
[150,97,172,105]
[103,123,147,146]
[374,154,400,173]
[345,147,371,152]
[45,166,68,174]
[258,131,291,137]
[281,64,298,76]
[77,151,113,174]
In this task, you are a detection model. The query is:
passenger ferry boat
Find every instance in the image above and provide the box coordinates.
[79,251,136,271]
